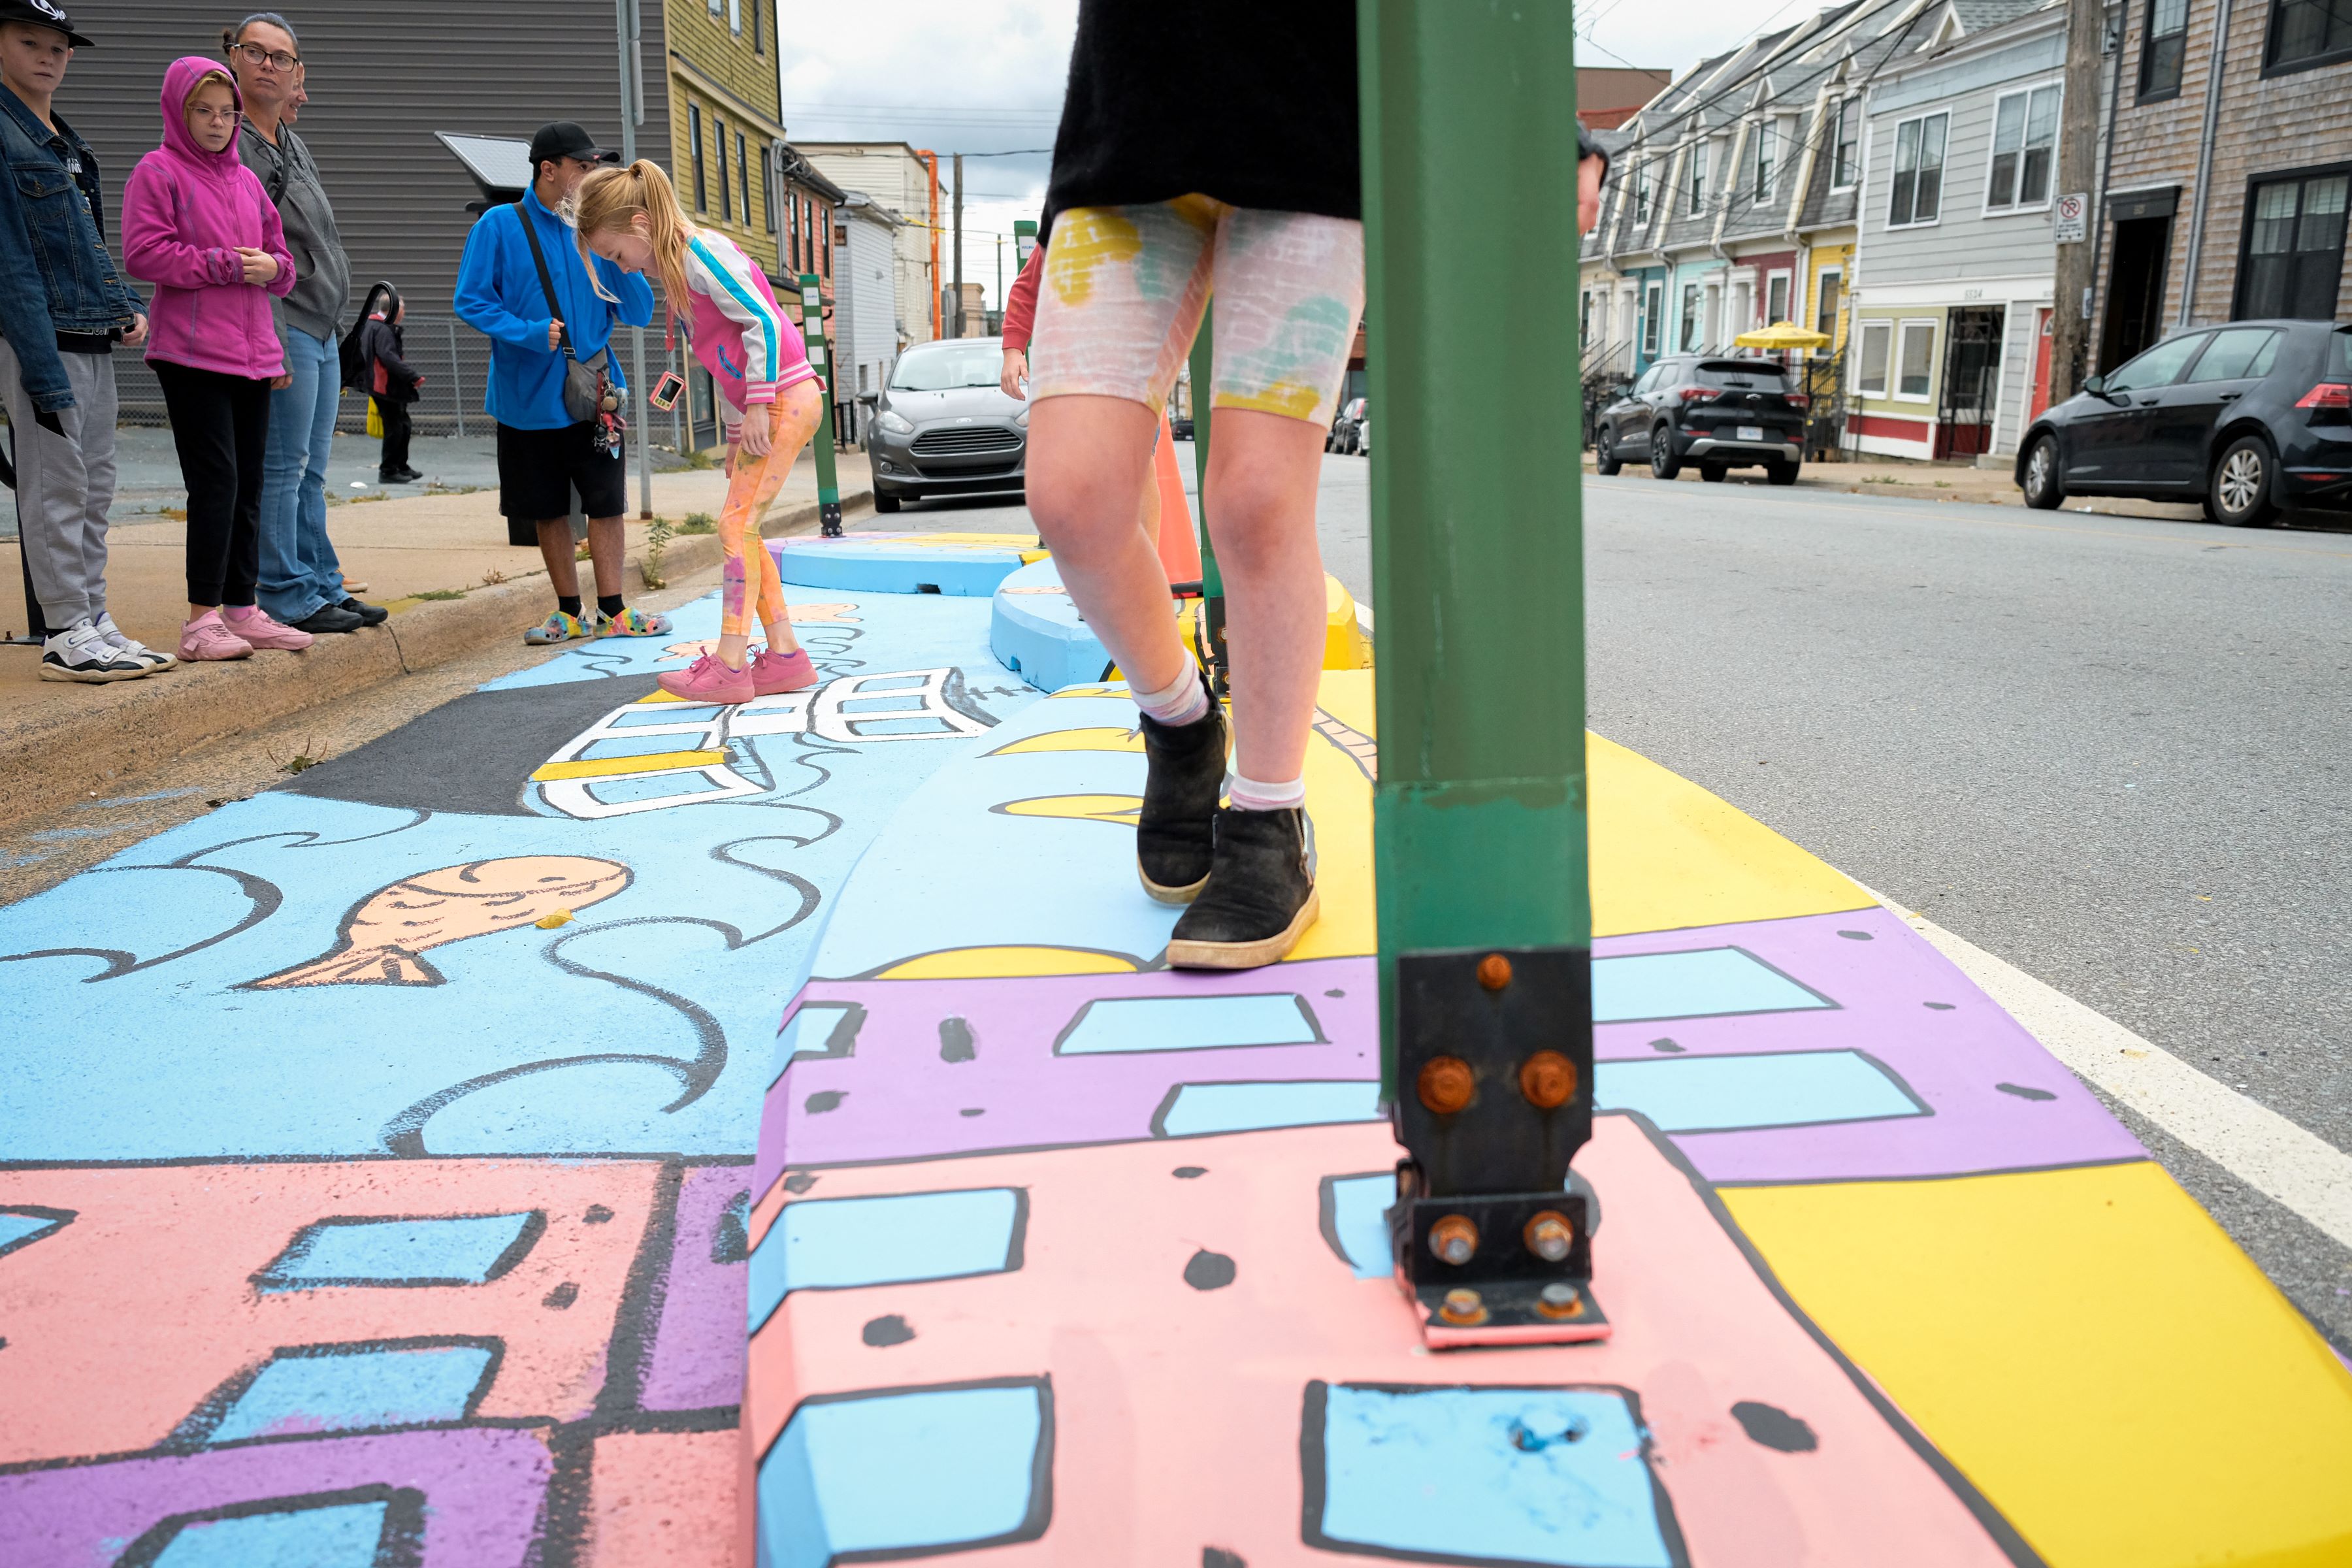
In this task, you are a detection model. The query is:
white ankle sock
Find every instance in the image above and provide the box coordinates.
[1133,664,1210,727]
[1228,771,1306,811]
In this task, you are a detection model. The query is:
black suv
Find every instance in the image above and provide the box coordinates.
[2016,321,2352,527]
[1594,356,1807,484]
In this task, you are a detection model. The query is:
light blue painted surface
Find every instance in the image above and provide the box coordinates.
[1593,947,1831,1022]
[259,1213,538,1288]
[772,1002,858,1087]
[1156,1081,1382,1138]
[757,1383,1045,1568]
[0,1211,66,1255]
[1595,1050,1921,1133]
[748,1187,1021,1332]
[151,1500,389,1567]
[207,1345,495,1442]
[1326,1175,1394,1279]
[1316,1385,1672,1567]
[989,558,1111,693]
[1058,993,1320,1055]
[769,539,1028,598]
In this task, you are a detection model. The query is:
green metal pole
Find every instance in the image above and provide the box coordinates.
[1360,0,1588,1098]
[798,272,845,537]
[1186,310,1229,689]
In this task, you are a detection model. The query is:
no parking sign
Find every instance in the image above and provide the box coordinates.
[2053,191,2088,243]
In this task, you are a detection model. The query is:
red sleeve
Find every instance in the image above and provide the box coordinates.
[1002,243,1045,353]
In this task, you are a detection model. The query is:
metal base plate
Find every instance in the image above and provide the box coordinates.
[1397,1269,1614,1349]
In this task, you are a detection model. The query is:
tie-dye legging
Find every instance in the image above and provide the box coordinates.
[1028,196,1363,428]
[719,386,824,639]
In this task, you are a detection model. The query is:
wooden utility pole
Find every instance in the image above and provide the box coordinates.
[951,152,964,338]
[2048,0,2104,400]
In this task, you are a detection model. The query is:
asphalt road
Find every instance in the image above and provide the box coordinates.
[875,456,2352,1350]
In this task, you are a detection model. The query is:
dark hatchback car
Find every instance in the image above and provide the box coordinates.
[1594,356,1808,483]
[2016,320,2352,527]
[867,337,1027,512]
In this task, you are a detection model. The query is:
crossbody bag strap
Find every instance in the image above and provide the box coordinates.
[514,201,574,359]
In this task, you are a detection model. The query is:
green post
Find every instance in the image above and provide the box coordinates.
[1186,309,1228,688]
[1360,0,1588,1097]
[798,273,845,537]
[1013,217,1039,270]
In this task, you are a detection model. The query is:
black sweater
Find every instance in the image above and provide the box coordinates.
[359,316,419,403]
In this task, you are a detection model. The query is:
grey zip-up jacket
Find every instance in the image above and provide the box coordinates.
[236,118,349,348]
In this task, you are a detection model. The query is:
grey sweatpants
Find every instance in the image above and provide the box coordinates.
[0,334,117,629]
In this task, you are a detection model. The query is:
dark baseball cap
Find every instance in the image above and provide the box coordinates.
[527,122,619,171]
[0,0,95,47]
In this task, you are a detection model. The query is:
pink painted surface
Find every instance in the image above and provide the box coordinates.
[585,1427,752,1568]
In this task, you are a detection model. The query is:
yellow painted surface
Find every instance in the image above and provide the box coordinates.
[877,945,1139,979]
[1323,575,1371,670]
[1725,1164,2352,1568]
[530,749,728,782]
[1291,670,1377,961]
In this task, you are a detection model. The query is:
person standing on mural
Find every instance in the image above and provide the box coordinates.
[227,12,380,633]
[0,1,169,681]
[455,121,670,647]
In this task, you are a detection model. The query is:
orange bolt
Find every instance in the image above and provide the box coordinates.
[1439,1286,1488,1325]
[1416,1055,1475,1115]
[1519,1051,1578,1109]
[1524,1211,1575,1263]
[1428,1213,1478,1266]
[1477,952,1513,990]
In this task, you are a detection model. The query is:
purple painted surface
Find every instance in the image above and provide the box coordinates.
[641,1162,752,1411]
[0,1426,551,1567]
[757,958,1377,1188]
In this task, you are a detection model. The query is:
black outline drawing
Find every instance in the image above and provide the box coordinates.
[748,1186,1029,1333]
[1147,1079,1383,1140]
[1599,1047,1933,1135]
[112,1482,429,1568]
[252,1210,547,1291]
[0,1203,74,1260]
[1594,943,1842,1025]
[1315,1171,1396,1275]
[165,1335,507,1450]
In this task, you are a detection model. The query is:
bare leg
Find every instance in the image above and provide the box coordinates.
[1200,407,1328,783]
[585,516,626,598]
[535,518,579,599]
[1026,394,1188,694]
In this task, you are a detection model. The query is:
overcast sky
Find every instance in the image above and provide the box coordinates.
[777,2,1776,308]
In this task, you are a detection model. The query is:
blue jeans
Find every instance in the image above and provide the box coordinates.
[255,325,344,623]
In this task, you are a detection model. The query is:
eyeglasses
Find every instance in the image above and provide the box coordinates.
[229,41,301,73]
[188,104,241,124]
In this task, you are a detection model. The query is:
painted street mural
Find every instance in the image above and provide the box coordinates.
[5,534,2351,1567]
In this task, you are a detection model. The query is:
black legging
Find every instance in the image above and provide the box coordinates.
[154,359,271,608]
[376,396,412,474]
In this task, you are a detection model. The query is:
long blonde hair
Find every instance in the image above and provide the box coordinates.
[570,160,694,333]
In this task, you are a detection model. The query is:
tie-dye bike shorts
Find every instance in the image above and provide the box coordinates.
[1030,196,1364,429]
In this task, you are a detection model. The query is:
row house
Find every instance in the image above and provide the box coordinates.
[799,143,944,353]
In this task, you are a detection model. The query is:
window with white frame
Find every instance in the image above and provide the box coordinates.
[1766,270,1791,324]
[1681,284,1701,351]
[1752,122,1775,202]
[1856,319,1891,394]
[1688,141,1710,215]
[1635,159,1653,223]
[1833,97,1861,189]
[1887,112,1948,227]
[1985,86,2060,211]
[1642,282,1663,355]
[1897,319,1936,398]
[1580,290,1593,343]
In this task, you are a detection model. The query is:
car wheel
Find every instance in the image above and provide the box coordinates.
[873,491,902,514]
[1595,427,1623,476]
[1700,463,1727,483]
[1765,460,1799,487]
[1649,424,1682,480]
[2020,434,2063,510]
[2208,436,2277,528]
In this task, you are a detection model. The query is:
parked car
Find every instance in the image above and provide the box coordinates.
[1329,396,1367,454]
[1168,409,1194,441]
[1355,409,1370,456]
[2016,320,2352,527]
[1593,356,1807,484]
[866,337,1028,512]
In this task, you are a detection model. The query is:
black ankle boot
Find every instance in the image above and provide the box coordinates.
[1166,805,1320,970]
[1135,672,1228,904]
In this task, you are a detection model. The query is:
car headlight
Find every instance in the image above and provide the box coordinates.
[876,410,914,436]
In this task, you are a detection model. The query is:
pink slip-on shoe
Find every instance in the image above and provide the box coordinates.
[657,653,756,705]
[178,610,254,662]
[751,647,818,695]
[222,606,314,651]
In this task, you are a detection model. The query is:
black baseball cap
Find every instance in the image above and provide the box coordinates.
[527,122,620,171]
[0,0,95,48]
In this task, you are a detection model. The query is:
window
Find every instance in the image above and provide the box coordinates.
[728,0,742,33]
[1680,284,1701,351]
[1816,269,1842,339]
[787,188,800,271]
[2236,170,2349,318]
[1887,113,1948,226]
[715,120,730,222]
[737,131,751,226]
[823,208,834,280]
[764,150,778,233]
[2184,327,2283,380]
[1766,271,1791,324]
[751,0,762,50]
[1642,282,1663,355]
[706,0,721,12]
[2140,0,2188,97]
[1897,319,1936,399]
[1986,86,2060,211]
[1857,319,1892,394]
[1635,160,1653,224]
[1581,290,1593,343]
[689,105,706,212]
[1754,122,1775,203]
[1688,142,1709,216]
[1833,97,1860,189]
[2103,331,2207,391]
[2267,0,2352,71]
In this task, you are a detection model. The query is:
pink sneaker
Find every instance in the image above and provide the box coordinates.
[179,610,254,662]
[751,646,818,695]
[657,653,756,705]
[222,606,313,651]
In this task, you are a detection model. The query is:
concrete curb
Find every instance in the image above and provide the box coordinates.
[0,489,870,831]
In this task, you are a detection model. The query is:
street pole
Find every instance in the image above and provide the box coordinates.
[917,150,939,341]
[951,152,964,338]
[617,0,652,517]
[1187,308,1224,694]
[2048,0,2103,402]
[801,272,845,537]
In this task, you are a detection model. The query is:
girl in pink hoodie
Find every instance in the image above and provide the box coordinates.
[121,57,310,662]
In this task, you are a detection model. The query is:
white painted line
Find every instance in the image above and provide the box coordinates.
[1857,882,2352,1250]
[1356,602,1374,634]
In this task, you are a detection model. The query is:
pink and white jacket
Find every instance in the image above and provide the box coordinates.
[120,57,295,380]
[681,229,817,424]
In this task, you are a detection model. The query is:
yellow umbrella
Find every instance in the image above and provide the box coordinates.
[1735,319,1832,350]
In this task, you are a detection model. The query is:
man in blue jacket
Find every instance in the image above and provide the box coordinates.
[455,121,668,644]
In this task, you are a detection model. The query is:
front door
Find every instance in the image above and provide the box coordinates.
[1936,307,2004,458]
[2099,217,2171,371]
[2028,308,2054,422]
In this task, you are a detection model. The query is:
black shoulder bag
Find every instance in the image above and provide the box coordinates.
[514,201,615,429]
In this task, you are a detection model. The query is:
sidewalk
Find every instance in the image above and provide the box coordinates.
[1580,449,2212,521]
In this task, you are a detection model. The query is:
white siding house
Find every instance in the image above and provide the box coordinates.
[797,143,938,348]
[832,192,904,444]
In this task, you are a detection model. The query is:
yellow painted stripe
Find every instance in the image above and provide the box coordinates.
[530,749,728,782]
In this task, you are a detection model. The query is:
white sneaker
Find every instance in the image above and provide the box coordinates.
[41,619,150,683]
[93,612,177,672]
